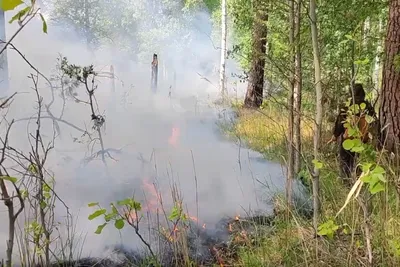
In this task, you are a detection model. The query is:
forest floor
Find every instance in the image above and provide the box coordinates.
[220,103,400,266]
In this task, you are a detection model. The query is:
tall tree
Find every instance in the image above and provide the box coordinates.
[379,0,400,153]
[293,0,302,174]
[286,0,295,211]
[309,0,322,232]
[286,0,303,212]
[219,0,227,99]
[244,0,268,108]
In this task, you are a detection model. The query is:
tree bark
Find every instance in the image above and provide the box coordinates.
[309,0,322,232]
[379,0,400,153]
[219,0,227,100]
[286,0,295,212]
[244,0,268,108]
[293,0,302,174]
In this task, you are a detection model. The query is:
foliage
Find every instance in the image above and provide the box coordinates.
[317,219,339,240]
[1,0,48,34]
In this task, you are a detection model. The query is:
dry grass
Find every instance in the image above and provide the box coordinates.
[228,106,315,162]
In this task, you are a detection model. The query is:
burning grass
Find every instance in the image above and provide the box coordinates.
[40,212,276,267]
[48,171,278,267]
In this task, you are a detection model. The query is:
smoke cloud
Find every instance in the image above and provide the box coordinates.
[0,1,291,263]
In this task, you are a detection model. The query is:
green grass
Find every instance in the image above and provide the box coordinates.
[220,103,400,267]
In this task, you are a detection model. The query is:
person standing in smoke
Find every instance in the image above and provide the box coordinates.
[327,83,376,183]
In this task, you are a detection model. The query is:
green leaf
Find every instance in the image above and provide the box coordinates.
[28,164,38,175]
[43,183,51,192]
[312,159,323,170]
[111,204,118,214]
[39,13,47,33]
[347,128,356,137]
[117,198,132,206]
[365,115,374,123]
[354,58,370,66]
[345,34,354,40]
[0,0,23,11]
[0,176,17,183]
[95,223,107,234]
[168,205,181,221]
[8,5,30,23]
[114,219,125,230]
[131,201,141,211]
[88,209,106,220]
[117,198,142,210]
[372,165,385,175]
[361,173,373,183]
[370,181,385,194]
[104,212,116,222]
[40,200,47,209]
[342,139,354,150]
[317,220,339,240]
[360,103,366,110]
[351,145,365,153]
[21,189,28,199]
[361,163,373,173]
[88,202,99,207]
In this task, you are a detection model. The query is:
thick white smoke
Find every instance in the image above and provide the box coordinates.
[0,1,291,263]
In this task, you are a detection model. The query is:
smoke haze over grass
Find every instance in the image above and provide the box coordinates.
[0,2,291,263]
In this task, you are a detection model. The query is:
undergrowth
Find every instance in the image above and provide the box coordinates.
[221,101,400,266]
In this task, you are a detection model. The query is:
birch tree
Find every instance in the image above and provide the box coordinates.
[309,0,322,231]
[219,0,227,100]
[293,0,302,174]
[286,0,295,211]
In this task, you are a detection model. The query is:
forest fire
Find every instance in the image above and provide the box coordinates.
[116,126,275,266]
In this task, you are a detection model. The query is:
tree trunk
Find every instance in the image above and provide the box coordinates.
[219,0,227,100]
[379,0,400,153]
[373,19,383,91]
[309,0,322,232]
[286,0,295,212]
[244,0,268,108]
[0,10,9,97]
[294,0,302,175]
[151,54,158,92]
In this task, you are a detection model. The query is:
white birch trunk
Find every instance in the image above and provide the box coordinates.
[309,0,322,232]
[219,0,227,99]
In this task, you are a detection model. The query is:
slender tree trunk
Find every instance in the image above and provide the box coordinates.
[286,0,295,212]
[309,0,322,232]
[219,0,227,100]
[373,19,383,92]
[379,0,400,153]
[294,0,302,175]
[244,0,268,108]
[151,54,158,92]
[0,10,9,97]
